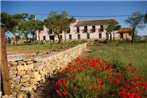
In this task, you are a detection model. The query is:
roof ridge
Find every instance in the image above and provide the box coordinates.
[79,19,115,22]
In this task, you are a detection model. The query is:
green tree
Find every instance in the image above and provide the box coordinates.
[44,11,75,43]
[19,14,43,41]
[125,12,145,44]
[144,13,147,23]
[106,20,120,42]
[1,12,28,44]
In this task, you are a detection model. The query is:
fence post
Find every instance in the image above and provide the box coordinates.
[0,26,11,95]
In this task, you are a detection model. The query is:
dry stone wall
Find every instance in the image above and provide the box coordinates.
[5,43,87,98]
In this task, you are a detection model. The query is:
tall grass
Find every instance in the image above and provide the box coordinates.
[89,42,147,81]
[7,41,85,52]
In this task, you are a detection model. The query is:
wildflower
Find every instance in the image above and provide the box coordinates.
[63,90,68,96]
[56,89,62,96]
[135,94,141,98]
[95,87,99,91]
[97,78,102,84]
[74,86,78,91]
[128,63,133,67]
[63,80,68,86]
[115,79,121,85]
[69,75,74,79]
[73,69,77,73]
[55,78,63,87]
[80,67,87,71]
[88,85,93,90]
[101,84,105,89]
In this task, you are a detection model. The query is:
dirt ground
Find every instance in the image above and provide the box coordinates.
[7,49,50,55]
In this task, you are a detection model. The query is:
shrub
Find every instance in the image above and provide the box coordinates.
[50,56,147,98]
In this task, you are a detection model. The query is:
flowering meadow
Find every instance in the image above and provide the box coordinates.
[48,56,147,98]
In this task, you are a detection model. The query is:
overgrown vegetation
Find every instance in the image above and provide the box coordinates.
[89,42,147,81]
[7,41,85,54]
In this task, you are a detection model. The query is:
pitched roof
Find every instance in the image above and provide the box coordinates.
[75,19,117,27]
[118,28,132,33]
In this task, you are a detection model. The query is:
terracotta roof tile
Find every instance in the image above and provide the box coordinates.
[118,28,132,33]
[75,19,117,26]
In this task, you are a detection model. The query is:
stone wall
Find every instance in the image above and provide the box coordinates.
[6,43,87,98]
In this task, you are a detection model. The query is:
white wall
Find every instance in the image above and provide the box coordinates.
[36,21,132,41]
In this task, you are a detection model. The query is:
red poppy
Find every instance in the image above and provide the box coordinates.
[74,86,78,91]
[80,67,87,71]
[63,90,68,96]
[95,87,99,91]
[73,69,77,73]
[55,78,63,87]
[63,80,68,86]
[101,84,105,89]
[56,90,62,96]
[88,86,93,90]
[97,78,102,84]
[69,75,74,79]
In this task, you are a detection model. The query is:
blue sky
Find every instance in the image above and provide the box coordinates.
[1,1,147,35]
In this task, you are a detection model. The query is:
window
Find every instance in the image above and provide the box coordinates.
[129,33,131,36]
[92,26,96,32]
[43,36,46,40]
[77,27,80,33]
[77,34,80,40]
[49,35,54,41]
[99,33,102,39]
[87,33,90,39]
[67,27,70,33]
[120,33,123,38]
[100,25,104,32]
[49,29,52,34]
[84,26,88,33]
[69,34,72,40]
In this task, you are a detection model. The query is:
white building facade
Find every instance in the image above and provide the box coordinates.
[36,19,132,41]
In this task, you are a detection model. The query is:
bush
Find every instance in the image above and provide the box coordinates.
[50,56,147,98]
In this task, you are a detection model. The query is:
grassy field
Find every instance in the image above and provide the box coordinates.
[89,42,147,81]
[7,41,84,55]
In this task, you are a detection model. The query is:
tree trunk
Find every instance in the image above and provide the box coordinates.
[110,33,112,42]
[64,32,66,42]
[13,34,17,45]
[106,33,109,42]
[32,32,35,41]
[57,34,61,44]
[0,27,11,95]
[131,29,135,44]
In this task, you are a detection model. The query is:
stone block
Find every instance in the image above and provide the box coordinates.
[20,75,30,83]
[17,92,26,98]
[33,72,41,81]
[20,86,32,92]
[30,79,36,84]
[9,61,18,66]
[26,64,34,70]
[26,60,34,65]
[17,66,26,71]
[26,70,33,75]
[34,63,43,71]
[18,70,26,76]
[18,61,26,65]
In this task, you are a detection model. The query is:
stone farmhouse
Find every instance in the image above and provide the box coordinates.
[36,19,132,41]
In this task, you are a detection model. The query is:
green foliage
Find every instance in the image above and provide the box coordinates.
[44,11,76,43]
[89,42,147,81]
[106,20,120,42]
[125,12,146,43]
